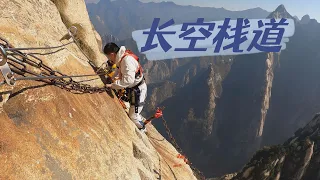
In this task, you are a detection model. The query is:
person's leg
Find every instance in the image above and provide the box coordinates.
[129,105,144,129]
[128,83,147,129]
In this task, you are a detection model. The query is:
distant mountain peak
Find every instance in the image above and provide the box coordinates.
[88,0,271,40]
[300,14,319,25]
[302,14,311,21]
[301,14,311,24]
[267,4,293,19]
[275,4,286,11]
[302,14,311,18]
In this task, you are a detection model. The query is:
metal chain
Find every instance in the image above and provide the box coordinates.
[0,31,205,179]
[161,115,206,180]
[0,37,109,94]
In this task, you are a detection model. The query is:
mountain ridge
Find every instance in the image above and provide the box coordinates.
[141,4,320,177]
[86,0,271,40]
[85,2,320,178]
[211,112,320,180]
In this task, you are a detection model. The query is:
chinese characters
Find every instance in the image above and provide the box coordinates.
[140,18,289,54]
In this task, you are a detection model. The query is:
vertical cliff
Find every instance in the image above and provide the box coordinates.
[216,113,320,180]
[262,17,320,146]
[254,4,293,152]
[0,0,197,179]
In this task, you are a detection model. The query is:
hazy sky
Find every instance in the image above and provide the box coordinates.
[140,0,319,21]
[86,0,319,21]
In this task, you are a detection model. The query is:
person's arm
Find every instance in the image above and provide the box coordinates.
[111,56,137,89]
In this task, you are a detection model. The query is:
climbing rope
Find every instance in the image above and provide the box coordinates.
[161,115,206,180]
[0,27,110,94]
[116,100,205,179]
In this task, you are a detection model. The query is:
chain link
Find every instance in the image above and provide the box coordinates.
[161,116,206,180]
[0,37,109,94]
[0,34,206,179]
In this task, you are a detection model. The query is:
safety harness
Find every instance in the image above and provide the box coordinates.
[118,49,145,113]
[118,49,143,79]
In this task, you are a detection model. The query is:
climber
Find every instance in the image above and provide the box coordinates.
[103,42,148,132]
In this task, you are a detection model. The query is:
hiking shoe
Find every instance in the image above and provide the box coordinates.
[140,126,147,133]
[138,121,147,133]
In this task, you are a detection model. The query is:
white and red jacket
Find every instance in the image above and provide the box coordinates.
[111,46,143,90]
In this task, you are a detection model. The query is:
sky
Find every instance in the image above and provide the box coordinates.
[140,0,320,21]
[85,0,320,21]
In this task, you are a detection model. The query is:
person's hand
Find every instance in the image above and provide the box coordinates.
[106,84,112,88]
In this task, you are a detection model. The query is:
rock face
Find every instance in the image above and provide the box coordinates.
[225,113,320,180]
[144,56,233,177]
[204,5,320,176]
[0,85,196,180]
[0,0,197,179]
[142,56,233,116]
[262,17,320,146]
[51,0,106,66]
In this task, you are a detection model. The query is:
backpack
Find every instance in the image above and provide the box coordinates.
[119,49,143,78]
